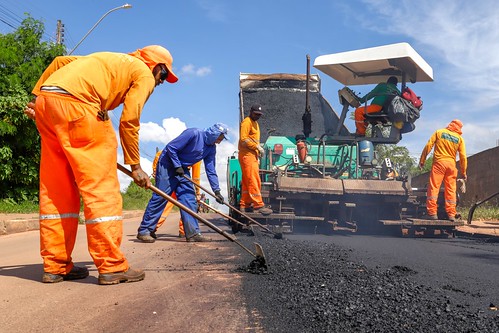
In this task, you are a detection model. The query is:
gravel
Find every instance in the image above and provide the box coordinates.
[235,236,499,333]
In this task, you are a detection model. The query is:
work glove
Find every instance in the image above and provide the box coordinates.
[257,145,265,157]
[214,190,224,204]
[175,167,185,177]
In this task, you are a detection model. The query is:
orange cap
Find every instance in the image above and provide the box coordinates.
[129,45,178,83]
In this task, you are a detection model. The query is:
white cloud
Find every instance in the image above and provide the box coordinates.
[139,118,187,144]
[196,0,229,22]
[180,64,212,77]
[358,0,499,107]
[349,0,499,155]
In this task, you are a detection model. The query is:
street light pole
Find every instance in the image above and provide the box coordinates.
[68,3,132,55]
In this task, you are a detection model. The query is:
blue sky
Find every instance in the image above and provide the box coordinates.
[2,0,499,195]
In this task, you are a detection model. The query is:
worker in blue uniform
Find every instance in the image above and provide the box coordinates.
[137,123,228,243]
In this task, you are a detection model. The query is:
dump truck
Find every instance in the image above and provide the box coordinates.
[227,43,464,236]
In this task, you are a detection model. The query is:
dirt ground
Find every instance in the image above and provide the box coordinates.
[0,212,263,333]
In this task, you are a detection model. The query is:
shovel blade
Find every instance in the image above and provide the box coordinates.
[254,242,265,259]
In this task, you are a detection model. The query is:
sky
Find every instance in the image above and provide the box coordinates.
[2,0,499,197]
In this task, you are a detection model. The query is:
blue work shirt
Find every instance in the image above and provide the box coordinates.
[165,127,221,192]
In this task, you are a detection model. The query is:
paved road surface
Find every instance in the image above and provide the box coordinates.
[0,213,259,333]
[288,232,499,312]
[1,212,498,332]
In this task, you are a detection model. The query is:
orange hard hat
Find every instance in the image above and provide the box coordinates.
[129,45,178,83]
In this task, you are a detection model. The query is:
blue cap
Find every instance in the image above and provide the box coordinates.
[206,122,229,141]
[215,123,229,140]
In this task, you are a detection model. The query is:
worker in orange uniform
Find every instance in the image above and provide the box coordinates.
[238,104,273,215]
[150,150,202,238]
[419,119,467,222]
[26,45,178,285]
[354,76,400,136]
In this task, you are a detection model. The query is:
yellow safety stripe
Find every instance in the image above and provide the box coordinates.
[40,213,80,220]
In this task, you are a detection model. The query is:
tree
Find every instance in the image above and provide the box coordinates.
[375,144,418,177]
[0,15,65,202]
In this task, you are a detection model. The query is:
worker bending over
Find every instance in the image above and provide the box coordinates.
[137,123,228,243]
[28,45,178,285]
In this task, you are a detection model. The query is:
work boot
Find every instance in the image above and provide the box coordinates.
[150,231,157,239]
[42,266,89,283]
[254,206,273,215]
[422,214,438,220]
[137,233,155,243]
[178,232,185,238]
[447,215,456,222]
[240,207,253,213]
[186,234,212,242]
[98,267,145,285]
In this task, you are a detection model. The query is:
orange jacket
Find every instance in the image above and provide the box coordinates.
[419,127,467,176]
[31,52,156,165]
[238,116,260,156]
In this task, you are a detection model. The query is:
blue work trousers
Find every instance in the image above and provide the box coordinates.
[137,161,199,238]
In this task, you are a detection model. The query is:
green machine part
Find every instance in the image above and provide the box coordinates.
[261,136,361,179]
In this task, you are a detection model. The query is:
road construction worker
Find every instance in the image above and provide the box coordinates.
[137,123,228,243]
[150,150,202,238]
[238,104,273,215]
[419,119,467,221]
[354,76,400,136]
[27,45,178,285]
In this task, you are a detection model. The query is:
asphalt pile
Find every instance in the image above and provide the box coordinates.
[236,236,499,333]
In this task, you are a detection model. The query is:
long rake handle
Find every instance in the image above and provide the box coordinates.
[117,163,257,258]
[182,175,276,235]
[199,200,246,227]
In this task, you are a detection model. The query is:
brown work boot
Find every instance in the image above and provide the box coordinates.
[137,233,155,243]
[447,215,456,222]
[240,207,253,213]
[254,206,273,215]
[186,234,212,242]
[98,267,145,285]
[422,214,438,220]
[42,265,89,283]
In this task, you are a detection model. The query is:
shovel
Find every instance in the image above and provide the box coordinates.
[117,163,267,271]
[182,175,283,239]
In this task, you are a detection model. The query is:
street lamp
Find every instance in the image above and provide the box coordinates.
[68,3,132,55]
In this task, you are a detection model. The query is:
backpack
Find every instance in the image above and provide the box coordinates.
[386,96,421,123]
[401,87,423,110]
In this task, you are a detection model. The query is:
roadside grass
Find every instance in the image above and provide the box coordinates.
[0,186,178,214]
[460,204,499,221]
[1,196,494,222]
[0,199,39,213]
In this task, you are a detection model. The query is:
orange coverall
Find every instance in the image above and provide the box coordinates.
[32,49,165,275]
[419,120,467,218]
[238,116,264,209]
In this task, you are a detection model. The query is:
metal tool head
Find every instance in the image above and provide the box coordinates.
[246,242,268,274]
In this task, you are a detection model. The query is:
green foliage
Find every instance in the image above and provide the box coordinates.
[121,181,152,210]
[375,144,417,176]
[0,14,65,202]
[0,198,39,213]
